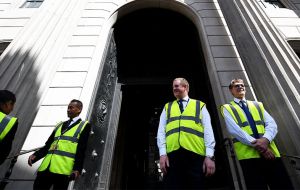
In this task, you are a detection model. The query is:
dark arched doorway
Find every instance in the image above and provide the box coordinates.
[110,8,234,189]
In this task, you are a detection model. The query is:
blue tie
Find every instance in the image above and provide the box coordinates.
[240,101,259,139]
[66,119,72,127]
[178,99,184,113]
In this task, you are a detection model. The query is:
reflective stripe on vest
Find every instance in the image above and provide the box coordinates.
[165,99,205,156]
[0,111,17,141]
[38,120,88,175]
[221,101,280,160]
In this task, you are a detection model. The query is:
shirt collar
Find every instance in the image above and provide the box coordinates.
[70,116,81,123]
[234,97,246,104]
[178,96,189,102]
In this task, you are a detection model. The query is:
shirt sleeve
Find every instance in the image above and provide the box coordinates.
[262,110,277,142]
[223,108,256,146]
[202,106,215,157]
[73,122,91,172]
[157,108,167,156]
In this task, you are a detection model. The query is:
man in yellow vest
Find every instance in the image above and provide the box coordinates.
[28,99,91,190]
[0,90,18,165]
[157,77,216,189]
[221,78,293,190]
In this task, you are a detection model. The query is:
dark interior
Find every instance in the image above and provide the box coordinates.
[110,8,234,189]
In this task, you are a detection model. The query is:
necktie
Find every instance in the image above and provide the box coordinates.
[240,101,259,139]
[62,119,72,134]
[66,119,72,127]
[178,99,184,113]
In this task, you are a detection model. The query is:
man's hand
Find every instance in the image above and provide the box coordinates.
[28,155,36,167]
[261,149,275,160]
[159,155,169,175]
[252,137,269,153]
[70,170,80,180]
[203,157,215,177]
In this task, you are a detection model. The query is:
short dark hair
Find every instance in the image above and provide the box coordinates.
[0,90,16,104]
[70,99,83,110]
[229,78,244,89]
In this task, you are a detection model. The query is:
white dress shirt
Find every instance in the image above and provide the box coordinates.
[69,116,81,127]
[223,97,278,146]
[157,96,215,157]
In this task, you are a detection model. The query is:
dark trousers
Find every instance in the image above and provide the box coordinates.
[240,158,294,190]
[33,171,70,190]
[164,148,205,189]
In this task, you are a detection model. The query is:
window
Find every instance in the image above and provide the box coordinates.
[21,0,44,8]
[258,0,285,8]
[0,42,10,56]
[288,40,300,58]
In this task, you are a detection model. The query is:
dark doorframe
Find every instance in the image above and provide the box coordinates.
[109,8,234,190]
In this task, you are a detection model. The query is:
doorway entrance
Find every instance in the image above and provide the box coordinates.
[109,8,233,189]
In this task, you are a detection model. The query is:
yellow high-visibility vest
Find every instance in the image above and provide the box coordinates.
[221,101,280,160]
[165,99,206,156]
[0,111,17,142]
[38,120,88,175]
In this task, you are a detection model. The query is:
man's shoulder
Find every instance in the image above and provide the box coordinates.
[223,100,237,105]
[246,100,264,107]
[79,119,90,123]
[189,98,205,103]
[221,101,236,111]
[82,121,91,128]
[83,120,91,126]
[247,100,262,103]
[0,112,18,121]
[164,100,176,105]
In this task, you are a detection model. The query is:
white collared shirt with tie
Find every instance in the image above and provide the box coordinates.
[223,97,278,146]
[157,96,215,157]
[68,116,81,127]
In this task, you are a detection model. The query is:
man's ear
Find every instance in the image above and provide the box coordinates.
[0,103,8,114]
[0,103,5,110]
[77,108,82,115]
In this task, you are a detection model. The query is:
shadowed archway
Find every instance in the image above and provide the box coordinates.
[109,8,234,189]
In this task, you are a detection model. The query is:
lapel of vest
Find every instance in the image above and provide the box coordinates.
[62,119,82,134]
[68,119,81,129]
[171,100,181,115]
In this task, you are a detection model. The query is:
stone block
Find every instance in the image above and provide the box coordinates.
[33,105,68,126]
[199,9,223,18]
[78,17,105,26]
[190,2,219,11]
[57,58,91,71]
[69,35,99,46]
[202,17,226,26]
[50,72,87,87]
[208,36,234,46]
[211,45,239,58]
[214,58,243,71]
[74,26,102,35]
[205,26,230,35]
[64,46,95,58]
[42,87,82,105]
